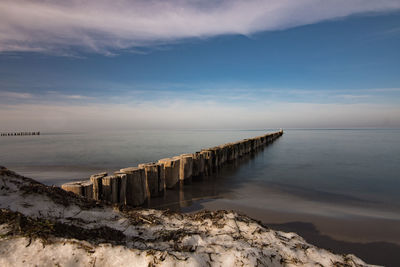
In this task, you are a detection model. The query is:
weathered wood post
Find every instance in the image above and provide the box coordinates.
[119,167,148,206]
[138,162,165,198]
[219,145,228,166]
[239,141,245,157]
[261,136,266,146]
[61,180,93,199]
[61,182,84,196]
[81,181,93,199]
[233,142,240,159]
[245,139,250,153]
[114,172,127,204]
[266,134,272,144]
[251,138,256,151]
[90,172,107,201]
[200,150,212,176]
[177,154,193,180]
[225,143,234,162]
[158,163,166,194]
[158,157,180,188]
[192,152,205,178]
[253,138,259,150]
[101,176,120,203]
[208,147,220,172]
[244,140,251,154]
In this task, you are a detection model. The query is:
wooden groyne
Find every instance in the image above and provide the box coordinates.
[1,132,40,136]
[61,130,284,206]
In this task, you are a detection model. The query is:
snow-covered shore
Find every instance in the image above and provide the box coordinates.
[0,166,376,267]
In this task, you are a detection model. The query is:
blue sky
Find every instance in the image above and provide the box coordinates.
[0,1,400,130]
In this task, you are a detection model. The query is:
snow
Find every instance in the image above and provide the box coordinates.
[0,166,378,267]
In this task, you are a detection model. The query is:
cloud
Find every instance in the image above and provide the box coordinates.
[335,94,372,99]
[0,0,399,55]
[46,92,93,100]
[1,86,399,131]
[1,98,399,131]
[0,91,34,99]
[0,90,93,102]
[3,85,400,106]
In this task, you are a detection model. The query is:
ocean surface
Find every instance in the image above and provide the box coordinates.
[1,129,400,259]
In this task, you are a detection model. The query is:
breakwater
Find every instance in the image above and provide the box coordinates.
[61,130,283,206]
[1,132,40,136]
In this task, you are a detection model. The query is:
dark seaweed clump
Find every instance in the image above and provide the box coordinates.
[0,209,125,245]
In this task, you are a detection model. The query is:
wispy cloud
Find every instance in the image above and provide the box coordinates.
[1,86,399,130]
[3,85,400,106]
[45,91,94,100]
[0,90,93,102]
[1,100,399,131]
[0,0,399,55]
[0,91,34,99]
[335,94,372,99]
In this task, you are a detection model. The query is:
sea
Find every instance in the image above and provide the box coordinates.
[1,128,399,265]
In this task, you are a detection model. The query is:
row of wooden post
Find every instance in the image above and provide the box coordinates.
[0,132,40,136]
[61,130,284,206]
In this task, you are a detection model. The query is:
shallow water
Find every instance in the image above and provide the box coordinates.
[1,129,399,247]
[0,129,269,185]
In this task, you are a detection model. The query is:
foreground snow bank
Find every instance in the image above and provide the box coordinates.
[0,166,376,267]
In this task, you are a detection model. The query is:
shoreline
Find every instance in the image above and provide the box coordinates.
[0,166,376,267]
[141,193,400,267]
[142,186,400,266]
[194,198,400,267]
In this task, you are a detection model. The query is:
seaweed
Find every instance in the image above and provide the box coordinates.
[0,209,125,245]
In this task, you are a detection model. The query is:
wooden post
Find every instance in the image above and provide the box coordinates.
[233,142,239,159]
[111,176,120,203]
[177,154,193,180]
[120,167,148,205]
[226,143,234,162]
[239,141,245,157]
[208,148,219,172]
[101,175,120,203]
[101,176,112,202]
[138,163,156,198]
[200,150,212,176]
[138,162,165,198]
[192,152,205,177]
[218,145,228,166]
[61,182,84,196]
[81,180,93,199]
[158,157,180,189]
[157,163,165,194]
[114,172,127,204]
[90,172,107,201]
[61,180,93,199]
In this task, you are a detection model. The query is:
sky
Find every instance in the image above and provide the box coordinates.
[0,0,400,131]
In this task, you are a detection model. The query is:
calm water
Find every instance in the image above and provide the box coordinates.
[1,129,399,247]
[0,129,269,185]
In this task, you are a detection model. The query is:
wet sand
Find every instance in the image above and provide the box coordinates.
[148,186,400,267]
[145,155,400,267]
[268,221,400,267]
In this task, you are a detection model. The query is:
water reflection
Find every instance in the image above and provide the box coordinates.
[145,147,263,211]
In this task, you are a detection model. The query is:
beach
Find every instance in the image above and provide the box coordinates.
[1,129,399,266]
[0,166,376,267]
